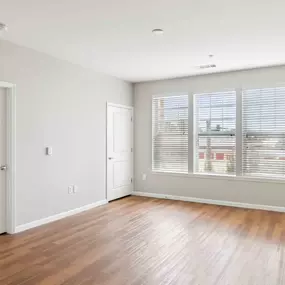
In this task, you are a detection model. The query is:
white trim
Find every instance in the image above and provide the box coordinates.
[240,82,285,91]
[151,170,285,184]
[15,200,108,233]
[152,92,189,99]
[192,88,237,97]
[131,107,134,193]
[0,81,14,88]
[236,88,242,176]
[188,93,194,173]
[132,191,285,213]
[0,82,16,234]
[106,102,133,110]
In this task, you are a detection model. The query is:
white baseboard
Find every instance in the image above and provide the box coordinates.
[132,191,285,213]
[15,199,108,233]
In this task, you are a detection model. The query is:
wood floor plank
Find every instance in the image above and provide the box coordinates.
[1,196,285,284]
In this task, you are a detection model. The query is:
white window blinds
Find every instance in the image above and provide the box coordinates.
[242,87,285,178]
[152,95,188,173]
[194,91,236,175]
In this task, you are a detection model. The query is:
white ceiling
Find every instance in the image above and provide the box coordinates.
[0,0,285,82]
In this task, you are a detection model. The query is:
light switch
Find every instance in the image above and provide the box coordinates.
[46,147,53,156]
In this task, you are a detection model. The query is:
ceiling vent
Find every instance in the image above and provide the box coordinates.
[199,64,216,69]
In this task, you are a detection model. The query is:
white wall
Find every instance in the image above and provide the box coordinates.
[134,65,285,207]
[0,40,133,226]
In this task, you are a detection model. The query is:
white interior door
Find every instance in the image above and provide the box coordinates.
[107,104,133,201]
[0,88,6,234]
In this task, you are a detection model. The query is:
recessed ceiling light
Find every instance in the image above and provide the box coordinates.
[152,29,164,35]
[0,23,8,31]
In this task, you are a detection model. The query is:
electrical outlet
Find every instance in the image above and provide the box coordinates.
[142,174,147,181]
[68,186,73,194]
[73,185,78,193]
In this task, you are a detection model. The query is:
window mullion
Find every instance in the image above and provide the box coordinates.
[236,88,243,176]
[188,93,194,174]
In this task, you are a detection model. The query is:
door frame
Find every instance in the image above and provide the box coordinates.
[106,102,134,201]
[0,81,16,234]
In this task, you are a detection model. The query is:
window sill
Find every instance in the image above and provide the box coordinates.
[151,171,285,184]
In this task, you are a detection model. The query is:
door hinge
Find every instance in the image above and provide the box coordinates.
[131,148,133,152]
[131,178,133,183]
[131,117,133,122]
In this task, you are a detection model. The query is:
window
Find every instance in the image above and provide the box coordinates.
[194,91,236,175]
[152,95,188,173]
[242,87,285,178]
[152,86,285,181]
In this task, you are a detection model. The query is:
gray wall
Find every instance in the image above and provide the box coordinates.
[0,40,133,225]
[134,65,285,207]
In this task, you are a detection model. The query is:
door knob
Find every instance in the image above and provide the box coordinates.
[108,157,115,160]
[0,165,7,171]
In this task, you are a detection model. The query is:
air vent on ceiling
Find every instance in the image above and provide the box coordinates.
[199,64,216,69]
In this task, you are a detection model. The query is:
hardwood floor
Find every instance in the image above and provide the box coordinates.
[1,196,285,285]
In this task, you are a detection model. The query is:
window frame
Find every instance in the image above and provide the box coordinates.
[152,92,189,174]
[241,86,285,178]
[193,90,237,176]
[151,86,285,183]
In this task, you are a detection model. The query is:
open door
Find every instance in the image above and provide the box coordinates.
[107,103,133,201]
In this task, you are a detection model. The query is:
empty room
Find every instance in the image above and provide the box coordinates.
[1,0,285,284]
